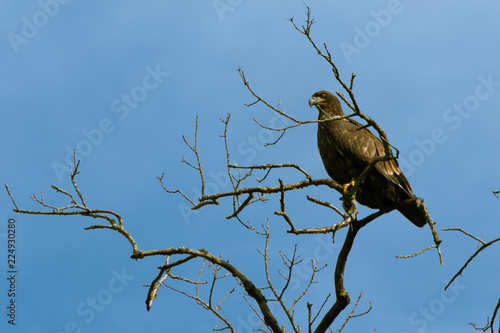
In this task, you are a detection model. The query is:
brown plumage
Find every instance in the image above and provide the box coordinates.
[309,90,427,227]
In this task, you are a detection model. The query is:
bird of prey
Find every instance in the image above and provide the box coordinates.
[309,90,427,227]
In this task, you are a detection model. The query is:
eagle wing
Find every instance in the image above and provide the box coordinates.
[323,117,414,196]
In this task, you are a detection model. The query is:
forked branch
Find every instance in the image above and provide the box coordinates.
[444,227,500,333]
[6,163,284,333]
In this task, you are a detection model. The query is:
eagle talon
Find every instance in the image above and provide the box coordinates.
[343,179,356,194]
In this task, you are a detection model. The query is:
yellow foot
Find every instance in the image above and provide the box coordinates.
[342,179,356,213]
[343,179,356,194]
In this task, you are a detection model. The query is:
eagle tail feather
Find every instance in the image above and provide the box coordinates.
[397,199,428,228]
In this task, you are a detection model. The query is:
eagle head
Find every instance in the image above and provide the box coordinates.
[308,90,344,116]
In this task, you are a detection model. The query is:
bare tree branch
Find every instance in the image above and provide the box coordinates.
[469,296,500,333]
[443,228,486,245]
[69,151,87,207]
[239,67,355,131]
[306,195,345,218]
[396,245,438,259]
[309,294,331,333]
[163,275,236,333]
[6,165,285,333]
[261,221,300,333]
[313,221,361,333]
[230,163,313,182]
[445,235,500,291]
[197,177,342,209]
[182,115,205,196]
[220,113,255,230]
[335,291,372,333]
[135,247,283,333]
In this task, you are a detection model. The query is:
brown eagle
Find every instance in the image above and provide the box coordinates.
[309,90,427,227]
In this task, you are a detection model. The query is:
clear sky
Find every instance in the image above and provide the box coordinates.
[1,1,500,332]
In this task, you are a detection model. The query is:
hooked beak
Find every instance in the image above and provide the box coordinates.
[309,96,320,108]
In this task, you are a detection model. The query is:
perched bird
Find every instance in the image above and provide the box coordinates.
[308,90,427,227]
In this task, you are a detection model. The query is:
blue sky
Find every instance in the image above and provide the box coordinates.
[1,1,500,332]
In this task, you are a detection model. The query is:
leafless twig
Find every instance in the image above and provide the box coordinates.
[261,221,301,333]
[445,235,500,291]
[335,291,372,333]
[396,245,437,259]
[469,296,500,333]
[443,228,486,245]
